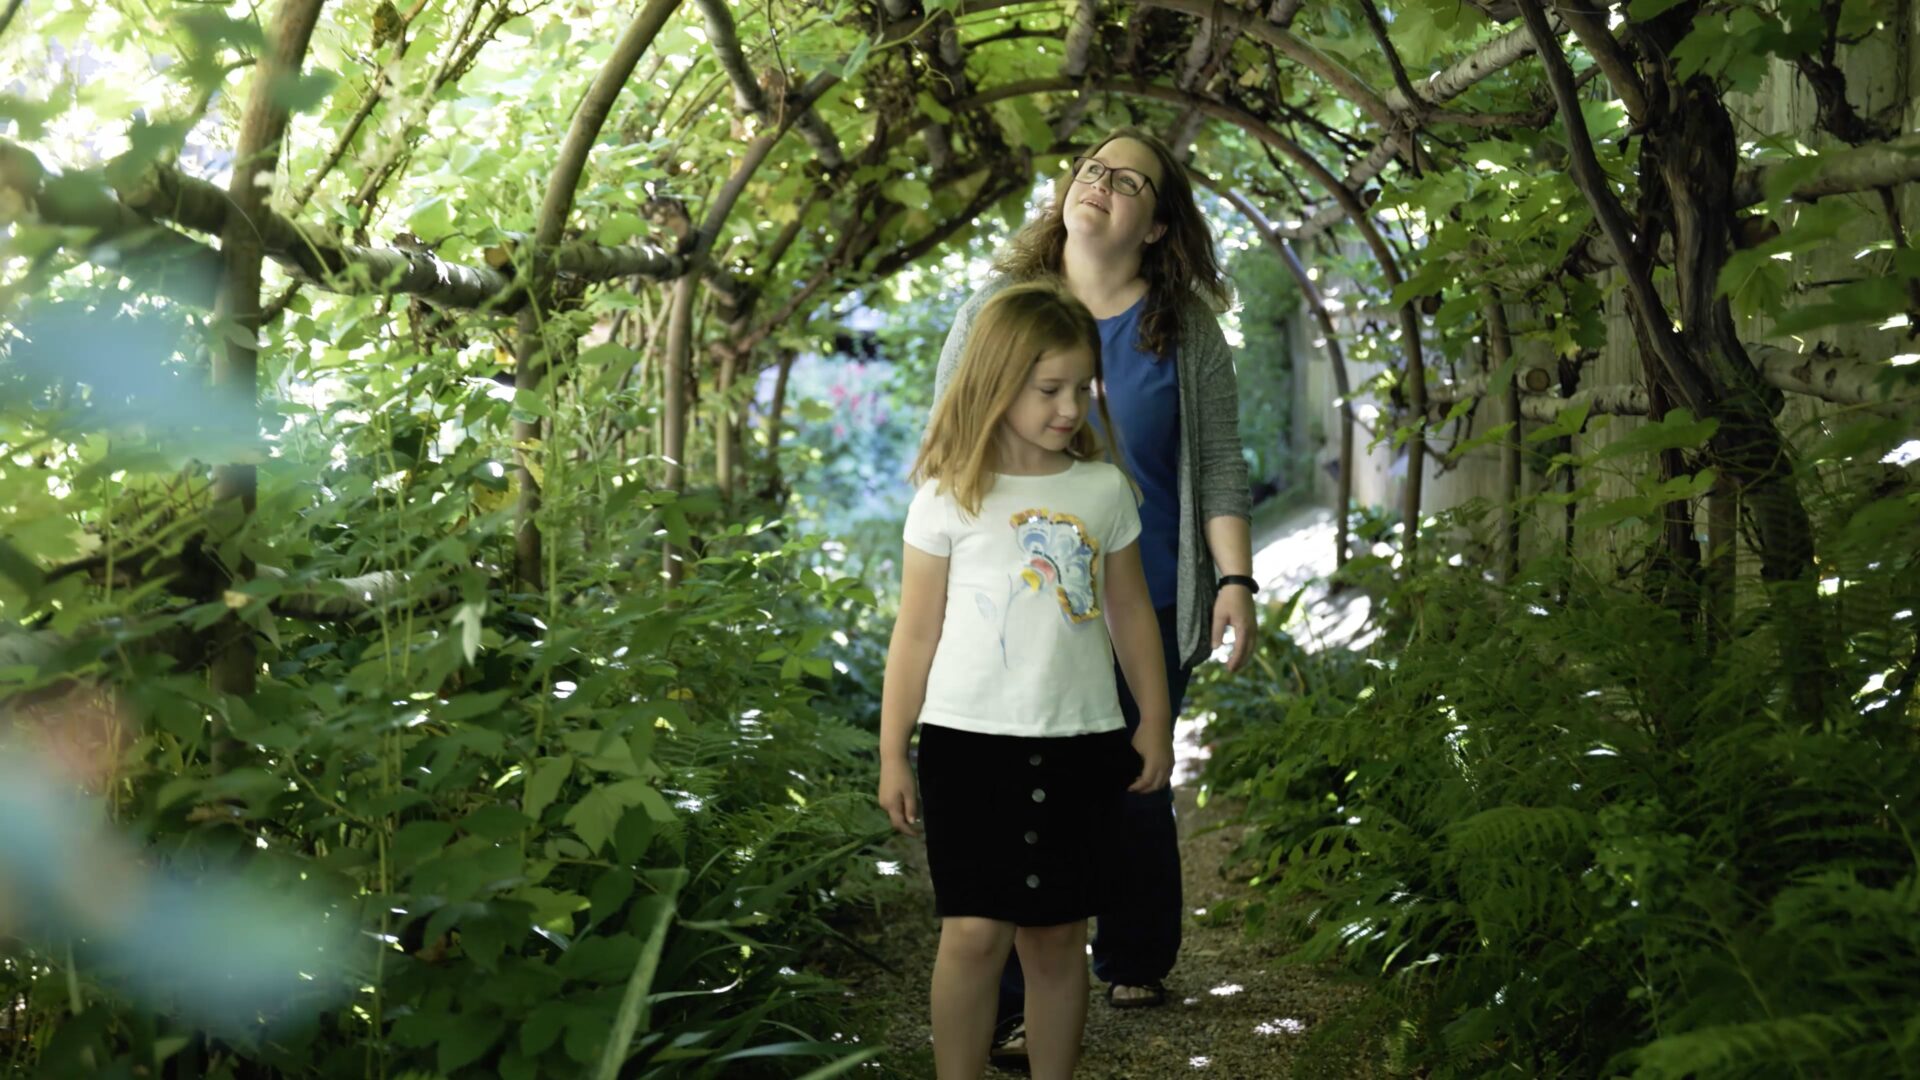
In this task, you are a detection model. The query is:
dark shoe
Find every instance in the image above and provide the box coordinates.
[1105,981,1168,1009]
[988,1017,1029,1072]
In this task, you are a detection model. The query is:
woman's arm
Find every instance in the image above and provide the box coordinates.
[1104,542,1173,792]
[1205,514,1256,672]
[877,543,949,835]
[1190,309,1253,523]
[1190,307,1258,671]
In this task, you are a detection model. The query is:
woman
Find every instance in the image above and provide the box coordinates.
[929,126,1258,1061]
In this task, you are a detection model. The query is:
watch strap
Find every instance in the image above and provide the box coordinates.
[1217,574,1259,592]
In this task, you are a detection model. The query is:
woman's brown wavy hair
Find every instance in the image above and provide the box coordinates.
[911,283,1117,518]
[994,126,1230,358]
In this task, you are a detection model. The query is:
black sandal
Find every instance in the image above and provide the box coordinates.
[1105,981,1168,1009]
[988,1017,1029,1072]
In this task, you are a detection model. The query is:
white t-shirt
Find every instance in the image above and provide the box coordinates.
[903,459,1143,738]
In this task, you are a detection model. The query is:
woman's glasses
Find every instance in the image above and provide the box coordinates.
[1069,157,1157,199]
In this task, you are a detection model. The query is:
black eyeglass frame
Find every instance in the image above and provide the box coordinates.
[1067,156,1159,200]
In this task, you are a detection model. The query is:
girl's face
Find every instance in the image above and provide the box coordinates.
[1000,344,1097,459]
[1061,137,1166,253]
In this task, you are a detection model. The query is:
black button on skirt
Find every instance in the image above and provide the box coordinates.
[916,722,1137,927]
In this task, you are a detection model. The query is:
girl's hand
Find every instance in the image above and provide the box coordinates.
[1128,724,1174,794]
[877,758,920,836]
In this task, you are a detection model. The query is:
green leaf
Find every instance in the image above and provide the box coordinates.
[447,595,483,664]
[1587,409,1719,463]
[512,388,552,419]
[1444,421,1517,464]
[392,820,455,870]
[462,804,534,840]
[1762,154,1829,205]
[1576,469,1717,532]
[838,36,873,79]
[882,177,933,209]
[555,932,641,982]
[1001,98,1052,154]
[632,783,677,825]
[436,1011,499,1074]
[592,870,688,1080]
[1771,277,1909,336]
[524,755,574,823]
[578,342,639,367]
[597,213,646,246]
[614,805,657,863]
[437,687,509,722]
[270,69,338,113]
[0,95,68,139]
[521,1002,569,1057]
[1524,399,1593,444]
[407,195,456,241]
[589,869,635,930]
[916,91,952,124]
[1628,0,1689,19]
[562,729,643,776]
[565,779,662,854]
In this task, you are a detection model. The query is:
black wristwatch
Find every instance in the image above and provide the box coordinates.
[1217,574,1259,592]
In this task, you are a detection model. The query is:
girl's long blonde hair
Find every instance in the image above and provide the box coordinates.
[913,282,1118,518]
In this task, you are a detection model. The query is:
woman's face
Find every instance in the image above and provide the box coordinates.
[1061,137,1167,254]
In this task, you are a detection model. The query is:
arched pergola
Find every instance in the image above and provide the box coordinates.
[9,0,1919,704]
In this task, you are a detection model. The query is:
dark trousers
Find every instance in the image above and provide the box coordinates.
[997,603,1190,1026]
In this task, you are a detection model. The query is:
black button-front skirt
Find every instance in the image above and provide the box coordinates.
[915,722,1137,927]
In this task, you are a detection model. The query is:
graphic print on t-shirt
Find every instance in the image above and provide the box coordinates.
[1012,509,1100,623]
[974,508,1102,668]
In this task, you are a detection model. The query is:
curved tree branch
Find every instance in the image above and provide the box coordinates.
[695,0,844,169]
[1214,181,1358,571]
[1064,0,1099,76]
[1356,0,1427,119]
[1514,0,1711,413]
[1551,0,1648,125]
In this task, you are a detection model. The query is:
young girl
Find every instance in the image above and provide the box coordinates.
[878,282,1174,1080]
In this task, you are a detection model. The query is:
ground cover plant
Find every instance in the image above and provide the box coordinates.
[1189,411,1920,1077]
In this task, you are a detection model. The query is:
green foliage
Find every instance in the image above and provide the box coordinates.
[1222,231,1303,491]
[1192,415,1920,1077]
[0,294,892,1078]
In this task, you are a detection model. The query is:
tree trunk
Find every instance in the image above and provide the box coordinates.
[1519,0,1826,717]
[661,274,696,583]
[716,347,738,502]
[1644,42,1825,718]
[209,0,327,724]
[1482,290,1522,580]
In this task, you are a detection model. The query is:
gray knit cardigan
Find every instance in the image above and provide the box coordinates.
[931,276,1252,670]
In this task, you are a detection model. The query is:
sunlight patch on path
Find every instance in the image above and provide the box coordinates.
[1245,503,1376,656]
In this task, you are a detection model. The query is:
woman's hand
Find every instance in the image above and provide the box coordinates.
[1128,723,1174,794]
[877,757,920,836]
[1211,584,1258,673]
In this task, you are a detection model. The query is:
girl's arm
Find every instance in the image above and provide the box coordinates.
[1103,542,1173,792]
[877,543,949,835]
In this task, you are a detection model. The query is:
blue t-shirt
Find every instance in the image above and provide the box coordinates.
[1091,296,1180,610]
